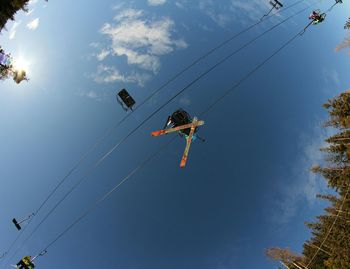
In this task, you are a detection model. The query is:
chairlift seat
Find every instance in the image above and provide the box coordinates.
[117,89,136,110]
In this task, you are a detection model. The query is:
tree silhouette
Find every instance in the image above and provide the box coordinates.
[344,18,350,30]
[266,91,350,269]
[0,0,30,32]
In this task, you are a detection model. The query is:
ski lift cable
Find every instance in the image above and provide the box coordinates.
[199,31,302,117]
[0,92,122,266]
[128,0,306,112]
[39,137,176,255]
[5,1,320,262]
[12,1,324,261]
[0,223,31,268]
[1,0,318,264]
[327,0,342,12]
[200,0,329,117]
[27,23,309,257]
[0,0,307,261]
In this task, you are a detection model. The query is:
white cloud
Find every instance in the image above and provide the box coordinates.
[83,90,98,99]
[92,65,151,86]
[98,8,187,74]
[89,42,101,48]
[199,0,231,27]
[9,21,21,39]
[175,1,185,9]
[113,8,143,21]
[96,49,110,61]
[148,0,166,6]
[77,89,110,102]
[112,2,125,11]
[26,18,39,30]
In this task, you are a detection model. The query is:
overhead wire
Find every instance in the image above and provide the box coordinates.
[200,1,348,267]
[4,1,321,265]
[0,1,307,264]
[39,137,176,254]
[15,0,328,263]
[327,0,342,11]
[4,0,327,266]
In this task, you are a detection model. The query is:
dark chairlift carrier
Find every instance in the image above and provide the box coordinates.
[12,213,35,231]
[261,0,283,20]
[15,251,47,269]
[117,89,136,111]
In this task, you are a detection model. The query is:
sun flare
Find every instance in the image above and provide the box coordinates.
[12,56,31,73]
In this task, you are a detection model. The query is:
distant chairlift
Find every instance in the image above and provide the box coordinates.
[12,213,35,231]
[261,0,283,20]
[117,89,136,111]
[329,0,343,11]
[299,10,326,35]
[13,251,47,269]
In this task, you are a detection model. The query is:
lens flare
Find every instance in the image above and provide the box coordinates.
[12,56,31,73]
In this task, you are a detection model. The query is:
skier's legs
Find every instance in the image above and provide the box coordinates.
[16,260,26,269]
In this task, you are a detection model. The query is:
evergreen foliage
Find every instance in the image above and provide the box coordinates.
[266,91,350,268]
[0,0,29,32]
[345,18,350,30]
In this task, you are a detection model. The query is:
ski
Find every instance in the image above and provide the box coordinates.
[151,120,204,137]
[180,118,197,168]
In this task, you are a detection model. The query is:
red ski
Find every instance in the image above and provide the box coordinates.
[151,110,205,168]
[180,118,198,168]
[151,120,204,137]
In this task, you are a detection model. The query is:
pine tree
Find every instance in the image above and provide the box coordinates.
[266,247,306,269]
[345,18,350,30]
[0,0,30,32]
[266,91,350,269]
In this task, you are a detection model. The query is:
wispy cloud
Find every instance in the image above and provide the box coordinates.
[26,18,40,30]
[322,68,341,86]
[199,0,231,27]
[89,42,101,48]
[97,8,187,75]
[148,0,166,6]
[96,49,110,61]
[268,125,330,225]
[9,21,21,39]
[196,0,270,27]
[229,0,270,22]
[77,89,112,102]
[175,1,186,9]
[79,90,98,99]
[92,65,151,86]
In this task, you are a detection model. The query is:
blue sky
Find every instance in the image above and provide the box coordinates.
[1,0,350,268]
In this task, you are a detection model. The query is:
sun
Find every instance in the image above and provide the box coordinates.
[12,56,31,73]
